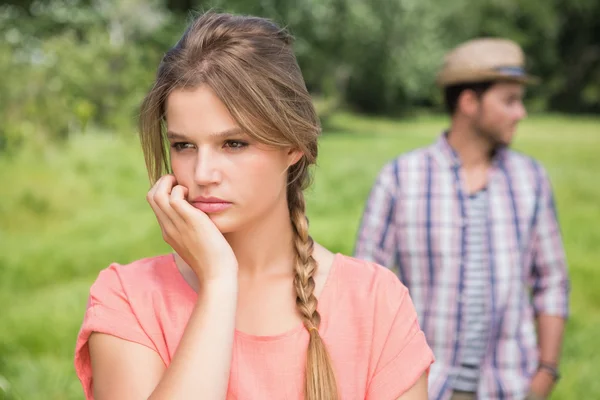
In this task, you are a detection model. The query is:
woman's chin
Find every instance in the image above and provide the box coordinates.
[208,213,240,234]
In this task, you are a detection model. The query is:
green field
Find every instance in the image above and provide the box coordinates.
[1,113,598,399]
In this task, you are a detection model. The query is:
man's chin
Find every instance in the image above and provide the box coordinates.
[487,139,510,157]
[493,132,514,148]
[497,140,511,148]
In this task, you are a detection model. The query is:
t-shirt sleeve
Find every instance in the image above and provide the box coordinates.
[74,264,156,400]
[366,270,435,400]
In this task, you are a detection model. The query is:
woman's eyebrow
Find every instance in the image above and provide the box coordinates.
[166,127,244,141]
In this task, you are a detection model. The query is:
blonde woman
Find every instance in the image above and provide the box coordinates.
[74,12,434,400]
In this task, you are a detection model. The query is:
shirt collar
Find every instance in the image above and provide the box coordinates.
[430,131,508,169]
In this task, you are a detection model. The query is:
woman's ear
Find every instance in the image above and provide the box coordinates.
[287,148,304,167]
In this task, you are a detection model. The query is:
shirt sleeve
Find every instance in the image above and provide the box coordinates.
[74,264,156,400]
[530,167,570,318]
[366,269,434,399]
[354,161,400,270]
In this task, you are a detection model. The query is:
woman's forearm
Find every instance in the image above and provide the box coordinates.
[149,278,238,400]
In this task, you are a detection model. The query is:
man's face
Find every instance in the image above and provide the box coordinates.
[473,82,528,148]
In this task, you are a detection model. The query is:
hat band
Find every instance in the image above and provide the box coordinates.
[493,66,526,77]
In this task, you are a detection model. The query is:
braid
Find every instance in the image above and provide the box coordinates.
[290,190,319,329]
[289,183,339,400]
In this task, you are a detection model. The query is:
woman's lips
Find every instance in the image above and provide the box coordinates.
[190,197,232,213]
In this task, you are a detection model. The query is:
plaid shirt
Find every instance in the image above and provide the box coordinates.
[354,134,570,400]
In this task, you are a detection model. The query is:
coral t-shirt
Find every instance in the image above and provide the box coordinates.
[74,253,434,399]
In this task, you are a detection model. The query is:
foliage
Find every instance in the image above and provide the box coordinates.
[1,0,598,150]
[1,114,599,399]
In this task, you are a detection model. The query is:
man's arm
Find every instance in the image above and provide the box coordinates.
[527,167,570,398]
[354,162,399,270]
[528,315,566,398]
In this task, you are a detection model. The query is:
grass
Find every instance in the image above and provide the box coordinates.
[1,113,599,399]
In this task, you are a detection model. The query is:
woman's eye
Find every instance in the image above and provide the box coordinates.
[171,142,194,151]
[224,140,248,149]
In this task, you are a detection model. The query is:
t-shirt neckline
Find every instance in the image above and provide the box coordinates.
[167,252,341,342]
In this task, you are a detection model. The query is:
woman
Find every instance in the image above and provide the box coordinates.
[74,11,434,400]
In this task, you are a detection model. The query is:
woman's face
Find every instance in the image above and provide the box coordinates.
[165,85,301,233]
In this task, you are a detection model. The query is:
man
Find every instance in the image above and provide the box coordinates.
[354,38,570,400]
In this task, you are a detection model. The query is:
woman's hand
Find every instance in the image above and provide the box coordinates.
[147,175,238,283]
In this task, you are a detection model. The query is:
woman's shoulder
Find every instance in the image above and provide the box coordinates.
[326,253,411,324]
[332,254,407,299]
[75,254,179,397]
[89,253,178,298]
[328,254,434,398]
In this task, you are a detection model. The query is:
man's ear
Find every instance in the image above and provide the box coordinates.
[459,89,481,118]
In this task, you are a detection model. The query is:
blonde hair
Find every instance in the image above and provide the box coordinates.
[138,12,338,400]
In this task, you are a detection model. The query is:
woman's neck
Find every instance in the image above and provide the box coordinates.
[225,200,296,279]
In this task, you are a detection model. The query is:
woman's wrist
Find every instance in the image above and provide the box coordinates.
[200,273,238,296]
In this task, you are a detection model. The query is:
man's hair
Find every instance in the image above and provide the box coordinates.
[444,81,494,115]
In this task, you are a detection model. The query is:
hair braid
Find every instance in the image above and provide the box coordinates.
[288,183,339,400]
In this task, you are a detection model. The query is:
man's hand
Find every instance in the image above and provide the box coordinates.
[526,369,556,400]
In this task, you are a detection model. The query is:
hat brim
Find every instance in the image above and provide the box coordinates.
[436,69,539,87]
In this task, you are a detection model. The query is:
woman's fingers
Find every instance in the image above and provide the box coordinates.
[169,184,188,207]
[170,185,206,225]
[147,176,238,280]
[154,176,184,222]
[147,175,179,240]
[153,175,176,210]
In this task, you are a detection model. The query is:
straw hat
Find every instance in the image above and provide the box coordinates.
[436,38,538,87]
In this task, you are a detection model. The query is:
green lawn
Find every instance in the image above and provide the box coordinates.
[1,113,598,399]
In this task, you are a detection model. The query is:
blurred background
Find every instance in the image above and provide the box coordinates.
[0,0,598,399]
